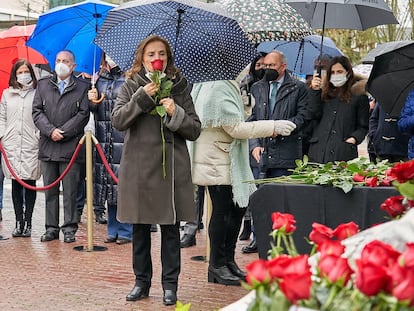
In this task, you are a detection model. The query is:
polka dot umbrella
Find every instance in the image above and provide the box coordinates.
[218,0,313,45]
[94,0,257,84]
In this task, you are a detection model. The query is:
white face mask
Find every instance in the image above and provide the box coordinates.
[330,73,348,87]
[16,73,32,86]
[55,62,71,78]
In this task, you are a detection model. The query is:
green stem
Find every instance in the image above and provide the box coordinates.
[321,285,338,310]
[160,116,166,179]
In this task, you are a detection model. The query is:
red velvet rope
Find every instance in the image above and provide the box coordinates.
[0,141,83,191]
[94,140,119,184]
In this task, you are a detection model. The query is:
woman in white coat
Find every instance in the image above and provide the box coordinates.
[0,59,40,237]
[189,80,296,285]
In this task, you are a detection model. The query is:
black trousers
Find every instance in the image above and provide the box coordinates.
[12,179,36,223]
[132,223,180,291]
[207,185,246,267]
[41,161,80,234]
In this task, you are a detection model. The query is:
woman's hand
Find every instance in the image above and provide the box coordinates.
[143,82,159,97]
[159,97,176,116]
[252,147,264,163]
[311,74,322,90]
[345,137,357,144]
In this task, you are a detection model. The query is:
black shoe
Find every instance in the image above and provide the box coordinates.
[12,221,24,238]
[150,224,158,232]
[41,231,59,242]
[239,220,252,241]
[116,238,132,245]
[180,234,196,248]
[208,266,241,286]
[242,240,258,253]
[95,213,107,224]
[227,261,247,279]
[126,286,150,301]
[63,232,76,243]
[104,236,117,243]
[163,290,177,306]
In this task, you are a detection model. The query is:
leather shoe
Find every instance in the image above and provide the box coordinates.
[227,261,247,279]
[63,232,76,243]
[104,236,117,243]
[116,238,131,245]
[163,289,177,306]
[180,234,196,248]
[40,231,59,242]
[126,286,149,301]
[95,213,107,224]
[208,266,241,286]
[242,240,258,253]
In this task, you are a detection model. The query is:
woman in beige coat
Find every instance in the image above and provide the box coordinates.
[189,80,296,286]
[0,59,40,237]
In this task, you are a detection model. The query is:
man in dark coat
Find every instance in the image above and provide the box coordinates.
[32,50,90,243]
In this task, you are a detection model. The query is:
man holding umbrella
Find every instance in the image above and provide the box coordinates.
[32,50,90,243]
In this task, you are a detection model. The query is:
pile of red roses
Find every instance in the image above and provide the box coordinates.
[245,212,414,311]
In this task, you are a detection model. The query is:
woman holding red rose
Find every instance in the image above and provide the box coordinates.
[112,35,201,306]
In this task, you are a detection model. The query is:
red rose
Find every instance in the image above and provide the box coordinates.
[386,263,407,293]
[317,240,345,257]
[333,222,359,240]
[271,212,296,234]
[318,254,353,286]
[380,195,407,218]
[352,173,365,182]
[151,59,164,71]
[365,176,378,187]
[399,243,414,268]
[245,259,270,285]
[355,259,389,296]
[388,160,414,183]
[267,254,309,280]
[308,223,333,246]
[279,272,312,304]
[360,240,401,268]
[392,267,414,306]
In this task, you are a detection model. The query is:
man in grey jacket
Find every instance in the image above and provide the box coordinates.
[32,50,90,243]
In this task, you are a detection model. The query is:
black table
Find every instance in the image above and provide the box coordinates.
[250,183,399,258]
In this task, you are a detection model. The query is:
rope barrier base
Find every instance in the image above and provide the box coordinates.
[73,245,108,252]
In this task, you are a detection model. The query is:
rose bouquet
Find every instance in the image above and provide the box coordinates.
[245,160,414,311]
[147,59,173,179]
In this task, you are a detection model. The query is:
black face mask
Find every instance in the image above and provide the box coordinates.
[263,69,279,82]
[254,68,265,81]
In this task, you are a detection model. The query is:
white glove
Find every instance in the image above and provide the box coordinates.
[274,120,296,136]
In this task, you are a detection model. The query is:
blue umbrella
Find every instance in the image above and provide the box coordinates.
[94,0,257,83]
[27,0,116,75]
[257,35,343,76]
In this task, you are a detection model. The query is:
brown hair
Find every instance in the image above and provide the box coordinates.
[322,56,355,103]
[9,59,38,89]
[126,35,179,79]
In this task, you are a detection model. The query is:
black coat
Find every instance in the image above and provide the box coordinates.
[90,68,125,207]
[307,79,369,163]
[248,73,310,169]
[32,74,90,162]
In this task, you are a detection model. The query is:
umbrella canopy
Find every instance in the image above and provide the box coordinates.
[94,0,257,83]
[218,0,312,45]
[361,40,414,64]
[27,0,116,75]
[257,34,343,76]
[366,43,414,117]
[0,25,48,97]
[284,0,398,61]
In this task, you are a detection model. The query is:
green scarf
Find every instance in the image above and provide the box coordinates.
[190,80,257,207]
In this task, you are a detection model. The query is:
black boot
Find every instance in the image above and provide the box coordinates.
[22,221,32,237]
[12,221,24,237]
[239,219,251,240]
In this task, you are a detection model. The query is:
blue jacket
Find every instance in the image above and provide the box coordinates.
[398,90,414,159]
[248,72,309,169]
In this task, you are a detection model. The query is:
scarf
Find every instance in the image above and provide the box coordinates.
[190,80,257,207]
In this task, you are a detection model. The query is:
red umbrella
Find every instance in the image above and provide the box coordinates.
[0,25,48,97]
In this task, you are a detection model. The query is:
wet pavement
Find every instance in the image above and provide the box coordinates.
[0,179,256,311]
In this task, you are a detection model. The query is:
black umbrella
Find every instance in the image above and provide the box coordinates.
[366,42,414,117]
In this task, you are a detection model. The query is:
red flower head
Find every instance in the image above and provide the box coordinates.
[279,272,312,304]
[245,259,270,285]
[317,240,345,257]
[392,268,414,306]
[365,176,378,187]
[388,160,414,183]
[355,259,389,296]
[318,254,353,286]
[399,243,414,268]
[352,173,365,182]
[271,212,296,234]
[309,223,334,246]
[333,222,360,241]
[380,195,407,218]
[151,59,164,71]
[267,254,309,280]
[360,240,401,268]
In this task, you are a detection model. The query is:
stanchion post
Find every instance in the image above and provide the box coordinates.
[86,130,94,251]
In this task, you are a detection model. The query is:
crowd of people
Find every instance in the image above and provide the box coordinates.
[0,33,413,306]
